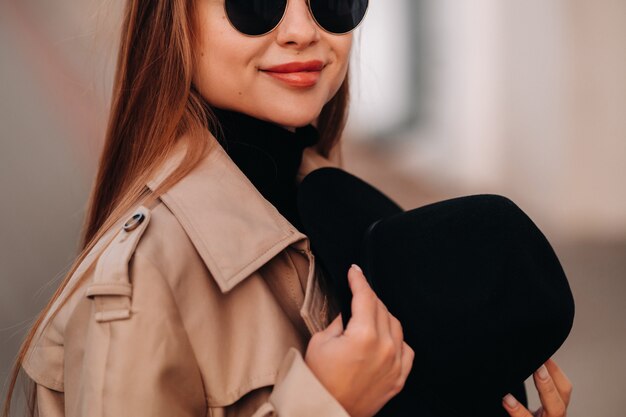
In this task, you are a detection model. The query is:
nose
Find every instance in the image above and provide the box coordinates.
[275,0,320,49]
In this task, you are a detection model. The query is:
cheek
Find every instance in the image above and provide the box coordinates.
[193,34,259,106]
[331,35,353,75]
[338,37,354,62]
[327,36,353,93]
[192,3,261,104]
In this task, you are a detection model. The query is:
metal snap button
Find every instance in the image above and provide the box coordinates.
[123,212,145,232]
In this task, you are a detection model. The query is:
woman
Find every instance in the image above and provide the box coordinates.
[3,1,572,416]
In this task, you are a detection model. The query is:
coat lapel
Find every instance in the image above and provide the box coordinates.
[147,139,310,293]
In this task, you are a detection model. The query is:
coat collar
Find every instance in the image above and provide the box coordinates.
[147,136,315,293]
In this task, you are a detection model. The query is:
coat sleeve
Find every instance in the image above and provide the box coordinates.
[22,207,207,417]
[251,348,352,417]
[29,301,352,417]
[35,384,65,417]
[122,254,351,417]
[69,255,208,416]
[82,254,350,417]
[25,206,352,417]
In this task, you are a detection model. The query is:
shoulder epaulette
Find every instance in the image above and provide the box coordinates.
[85,205,151,323]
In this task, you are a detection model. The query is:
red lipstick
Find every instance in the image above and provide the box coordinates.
[260,60,324,88]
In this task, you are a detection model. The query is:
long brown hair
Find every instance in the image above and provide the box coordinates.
[2,0,350,415]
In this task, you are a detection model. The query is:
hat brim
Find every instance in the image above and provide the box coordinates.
[297,167,574,417]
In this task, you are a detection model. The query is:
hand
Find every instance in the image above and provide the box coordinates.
[304,264,415,417]
[503,358,573,417]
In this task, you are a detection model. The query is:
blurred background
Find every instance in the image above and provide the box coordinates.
[1,0,625,415]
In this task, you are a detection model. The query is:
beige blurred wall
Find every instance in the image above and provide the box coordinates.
[561,0,626,239]
[0,0,119,411]
[503,0,626,240]
[381,0,626,241]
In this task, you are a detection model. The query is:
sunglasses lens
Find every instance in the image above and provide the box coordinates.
[310,0,368,34]
[225,0,287,36]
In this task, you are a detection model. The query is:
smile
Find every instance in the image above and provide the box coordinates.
[260,60,325,88]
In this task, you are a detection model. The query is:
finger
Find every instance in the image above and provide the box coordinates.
[375,299,391,338]
[545,358,573,407]
[398,341,414,385]
[534,364,567,417]
[388,313,404,344]
[322,313,344,337]
[346,264,378,331]
[502,394,533,417]
[388,312,404,362]
[347,263,374,294]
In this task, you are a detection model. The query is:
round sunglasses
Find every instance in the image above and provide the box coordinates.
[224,0,369,36]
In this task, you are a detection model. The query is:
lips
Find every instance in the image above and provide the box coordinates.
[260,60,325,87]
[263,60,325,73]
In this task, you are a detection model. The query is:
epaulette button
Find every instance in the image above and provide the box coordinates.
[123,212,145,232]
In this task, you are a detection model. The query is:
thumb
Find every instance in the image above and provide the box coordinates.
[347,263,370,295]
[321,313,344,338]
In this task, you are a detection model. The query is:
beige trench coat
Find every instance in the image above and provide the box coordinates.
[22,133,350,417]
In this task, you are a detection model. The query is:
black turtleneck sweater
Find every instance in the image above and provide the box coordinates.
[211,107,320,232]
[212,108,341,318]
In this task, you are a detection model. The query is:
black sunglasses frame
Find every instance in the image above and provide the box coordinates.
[223,0,369,37]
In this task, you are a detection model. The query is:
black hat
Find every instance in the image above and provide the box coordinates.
[297,167,575,417]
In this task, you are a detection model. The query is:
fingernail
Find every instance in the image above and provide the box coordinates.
[351,264,363,273]
[536,364,549,381]
[503,394,518,409]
